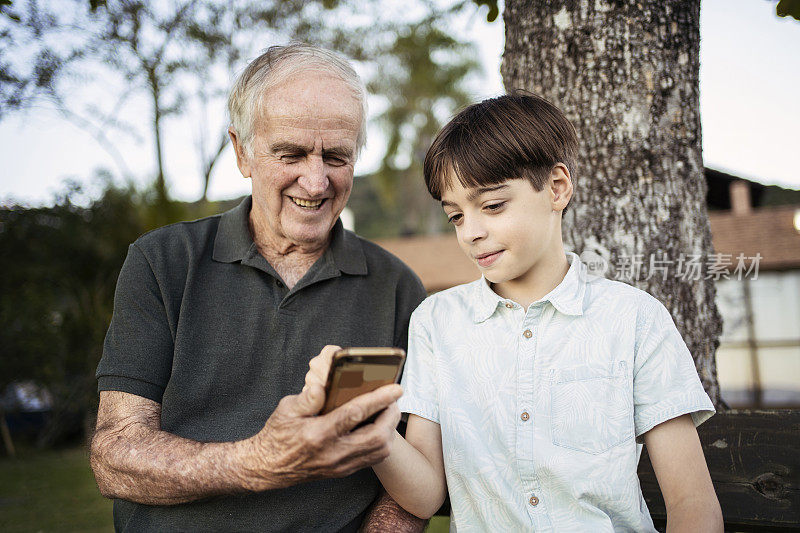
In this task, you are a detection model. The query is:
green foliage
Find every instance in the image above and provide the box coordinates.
[0,179,221,446]
[1,0,485,216]
[364,16,480,236]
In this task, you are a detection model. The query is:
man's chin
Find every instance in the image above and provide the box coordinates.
[283,223,335,248]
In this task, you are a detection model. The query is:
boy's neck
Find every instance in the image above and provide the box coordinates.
[491,249,570,309]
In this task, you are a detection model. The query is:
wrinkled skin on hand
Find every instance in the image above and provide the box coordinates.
[242,345,403,491]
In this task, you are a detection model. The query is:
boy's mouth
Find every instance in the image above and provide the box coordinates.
[475,250,503,268]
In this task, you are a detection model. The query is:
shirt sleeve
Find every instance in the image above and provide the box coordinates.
[633,297,715,441]
[397,302,440,424]
[95,243,174,403]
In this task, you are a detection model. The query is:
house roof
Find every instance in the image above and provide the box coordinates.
[376,205,800,292]
[709,205,800,271]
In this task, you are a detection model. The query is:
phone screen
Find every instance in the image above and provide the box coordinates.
[321,348,405,417]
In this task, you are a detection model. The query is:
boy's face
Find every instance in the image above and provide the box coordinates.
[440,169,571,289]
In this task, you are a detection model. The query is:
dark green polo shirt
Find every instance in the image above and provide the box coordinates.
[97,196,426,532]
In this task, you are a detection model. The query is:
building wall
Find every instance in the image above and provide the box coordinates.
[715,270,800,406]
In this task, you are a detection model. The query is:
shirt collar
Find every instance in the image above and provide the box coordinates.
[471,251,587,323]
[212,196,253,263]
[212,195,367,276]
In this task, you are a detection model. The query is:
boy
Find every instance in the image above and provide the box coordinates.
[305,93,722,531]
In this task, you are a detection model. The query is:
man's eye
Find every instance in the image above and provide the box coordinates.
[325,156,347,166]
[447,213,462,225]
[280,154,302,162]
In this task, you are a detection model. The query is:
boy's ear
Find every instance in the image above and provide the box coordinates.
[549,163,573,212]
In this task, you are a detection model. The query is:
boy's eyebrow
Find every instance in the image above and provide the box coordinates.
[468,184,509,201]
[441,184,510,207]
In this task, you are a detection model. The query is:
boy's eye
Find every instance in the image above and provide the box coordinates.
[447,213,463,225]
[484,202,506,212]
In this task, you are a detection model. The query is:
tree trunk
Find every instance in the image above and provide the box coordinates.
[502,0,724,407]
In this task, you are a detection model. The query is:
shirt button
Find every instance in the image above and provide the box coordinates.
[505,302,513,309]
[523,329,533,339]
[520,411,530,421]
[529,495,539,507]
[276,280,283,288]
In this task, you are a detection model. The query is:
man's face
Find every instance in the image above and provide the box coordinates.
[234,71,362,251]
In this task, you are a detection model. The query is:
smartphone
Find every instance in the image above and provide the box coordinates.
[320,347,406,424]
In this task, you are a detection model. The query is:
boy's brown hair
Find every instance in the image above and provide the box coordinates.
[423,91,578,206]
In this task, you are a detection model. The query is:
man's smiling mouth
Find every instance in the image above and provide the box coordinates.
[290,196,325,209]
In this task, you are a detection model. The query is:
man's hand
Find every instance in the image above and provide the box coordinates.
[90,345,402,504]
[303,344,339,394]
[239,345,403,491]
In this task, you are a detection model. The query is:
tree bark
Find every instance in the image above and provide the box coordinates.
[502,0,724,407]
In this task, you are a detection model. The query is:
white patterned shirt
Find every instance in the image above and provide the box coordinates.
[397,252,715,532]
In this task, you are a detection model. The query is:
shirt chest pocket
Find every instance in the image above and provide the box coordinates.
[549,361,633,455]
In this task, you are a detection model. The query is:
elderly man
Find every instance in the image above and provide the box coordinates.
[90,43,428,532]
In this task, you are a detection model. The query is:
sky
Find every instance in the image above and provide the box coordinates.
[0,0,798,206]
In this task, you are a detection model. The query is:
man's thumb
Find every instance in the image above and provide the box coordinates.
[296,383,325,416]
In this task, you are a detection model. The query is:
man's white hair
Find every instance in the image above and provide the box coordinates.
[227,42,368,159]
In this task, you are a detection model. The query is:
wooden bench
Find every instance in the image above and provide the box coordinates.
[433,410,800,531]
[639,409,800,531]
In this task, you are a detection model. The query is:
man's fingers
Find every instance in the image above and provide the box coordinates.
[371,401,402,431]
[307,344,340,389]
[287,382,326,417]
[310,345,340,372]
[328,384,403,435]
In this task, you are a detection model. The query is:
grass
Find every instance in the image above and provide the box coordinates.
[425,516,450,532]
[0,444,450,532]
[0,445,113,533]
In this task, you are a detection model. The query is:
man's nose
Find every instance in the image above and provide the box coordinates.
[297,156,328,196]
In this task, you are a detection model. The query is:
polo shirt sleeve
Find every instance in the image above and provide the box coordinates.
[397,303,440,424]
[96,243,174,403]
[632,297,715,442]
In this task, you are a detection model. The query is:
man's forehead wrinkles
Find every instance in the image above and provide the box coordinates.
[265,113,360,129]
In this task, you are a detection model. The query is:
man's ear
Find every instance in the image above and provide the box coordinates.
[549,163,573,212]
[228,127,252,178]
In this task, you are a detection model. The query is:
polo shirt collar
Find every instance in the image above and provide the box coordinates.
[471,251,587,323]
[327,218,368,275]
[212,196,367,276]
[212,196,253,263]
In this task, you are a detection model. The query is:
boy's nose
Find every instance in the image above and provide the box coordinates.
[459,218,487,244]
